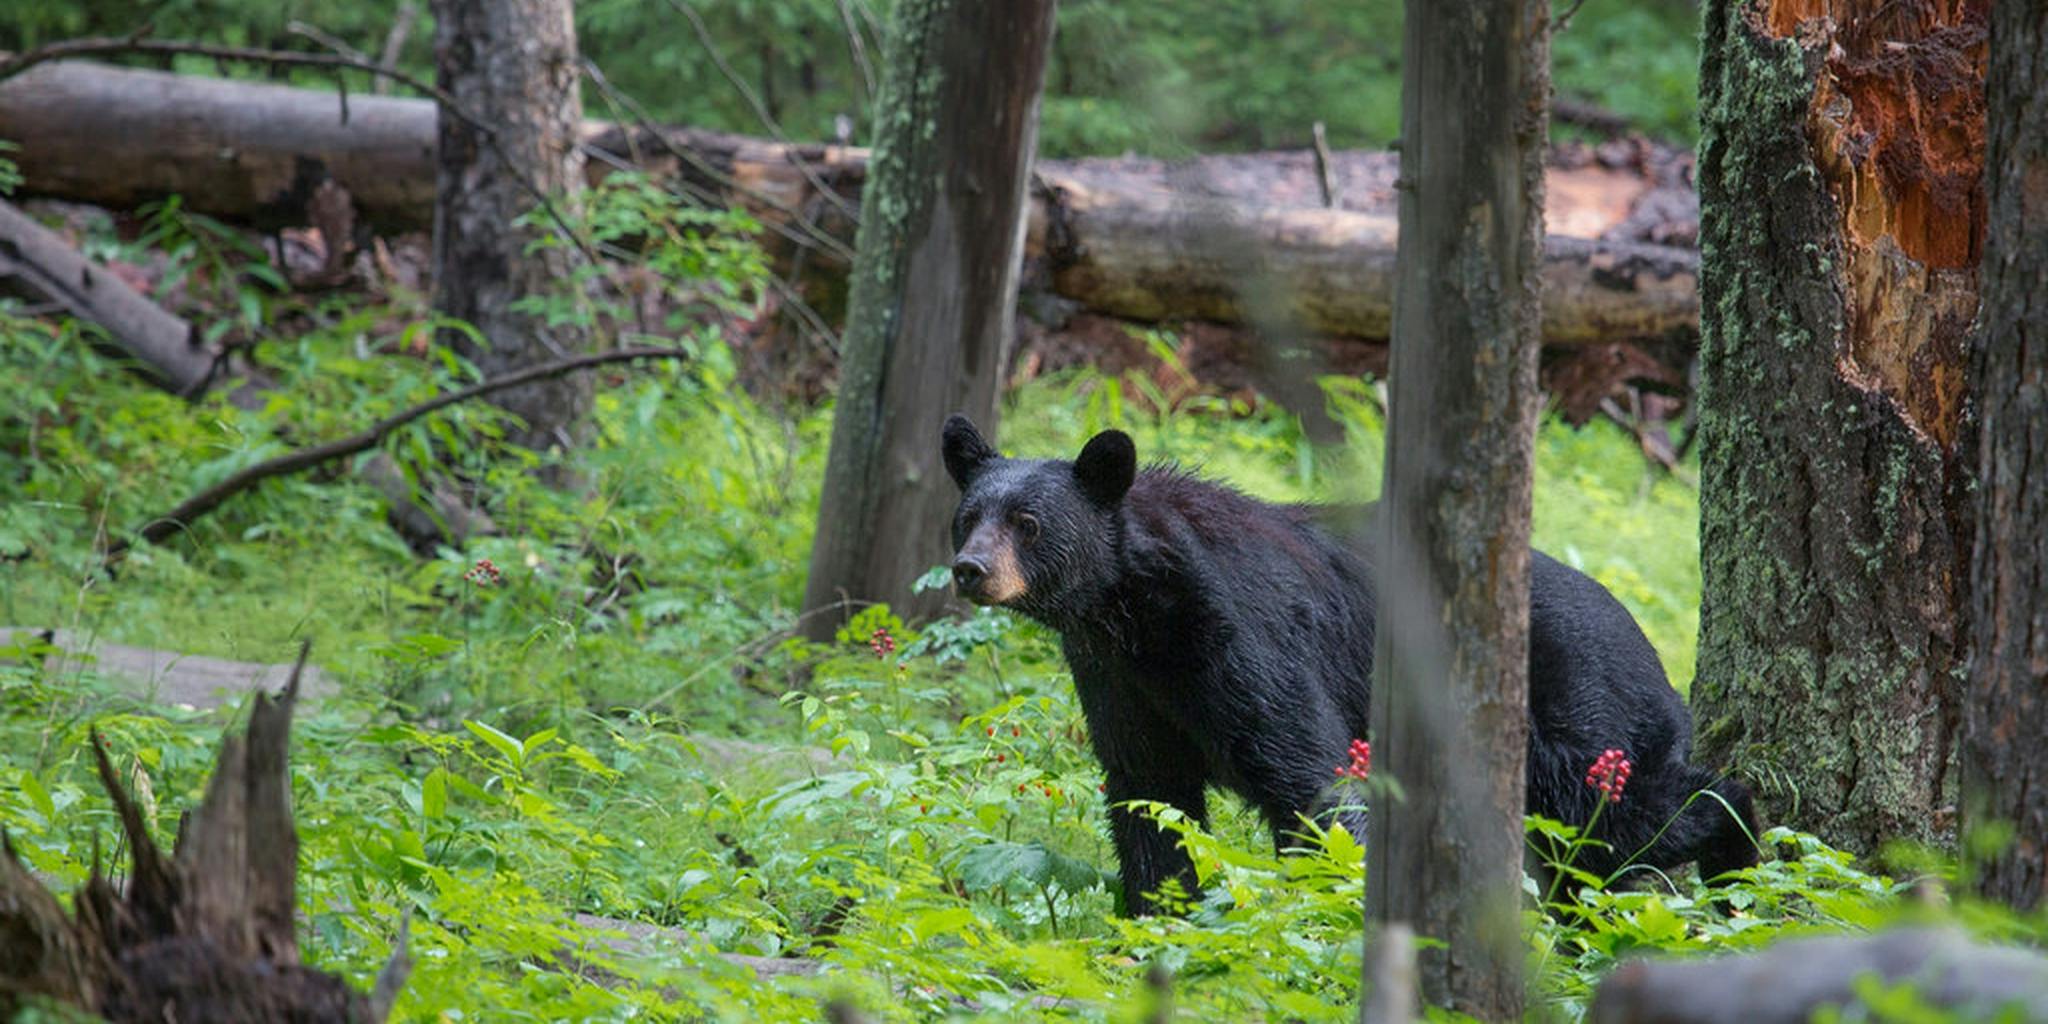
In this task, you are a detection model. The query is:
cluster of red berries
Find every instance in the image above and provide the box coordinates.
[985,725,1021,737]
[868,626,896,659]
[463,558,502,586]
[1585,748,1633,804]
[1333,738,1372,781]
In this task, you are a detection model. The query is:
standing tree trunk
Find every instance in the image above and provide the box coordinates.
[1690,0,1987,854]
[1962,0,2048,912]
[1366,0,1546,1018]
[800,0,1058,636]
[430,0,590,459]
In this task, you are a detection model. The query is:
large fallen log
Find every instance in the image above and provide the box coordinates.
[0,60,1699,346]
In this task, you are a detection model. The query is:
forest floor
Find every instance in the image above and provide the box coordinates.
[6,305,2016,1019]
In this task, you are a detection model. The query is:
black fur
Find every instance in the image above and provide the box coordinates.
[942,416,1759,915]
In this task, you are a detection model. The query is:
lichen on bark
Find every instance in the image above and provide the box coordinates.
[1691,0,1983,854]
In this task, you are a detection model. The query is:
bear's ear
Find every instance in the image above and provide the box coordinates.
[1073,429,1136,506]
[942,414,998,490]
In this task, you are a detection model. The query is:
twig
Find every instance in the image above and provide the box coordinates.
[283,21,369,63]
[1551,0,1590,32]
[1311,121,1341,209]
[579,59,856,263]
[1,31,600,266]
[662,0,860,223]
[1598,395,1681,474]
[373,0,419,96]
[108,347,691,560]
[834,0,877,104]
[1,35,445,101]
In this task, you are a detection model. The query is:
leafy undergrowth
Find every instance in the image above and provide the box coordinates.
[0,203,2035,1018]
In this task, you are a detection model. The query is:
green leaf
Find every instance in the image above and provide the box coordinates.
[465,720,525,768]
[957,841,1105,896]
[421,767,448,821]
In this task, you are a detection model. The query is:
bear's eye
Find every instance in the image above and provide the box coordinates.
[1012,511,1041,544]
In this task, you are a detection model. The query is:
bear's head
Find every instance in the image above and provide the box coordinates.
[940,414,1134,624]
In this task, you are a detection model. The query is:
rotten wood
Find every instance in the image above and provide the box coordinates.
[1690,0,1986,854]
[0,645,410,1022]
[0,60,1702,349]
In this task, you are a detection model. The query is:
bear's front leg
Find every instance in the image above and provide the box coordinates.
[1103,770,1209,916]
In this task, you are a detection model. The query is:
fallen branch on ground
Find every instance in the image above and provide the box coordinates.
[0,197,217,394]
[108,347,692,561]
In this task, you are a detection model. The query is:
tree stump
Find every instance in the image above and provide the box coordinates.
[0,644,409,1022]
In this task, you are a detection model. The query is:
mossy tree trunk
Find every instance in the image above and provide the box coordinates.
[1962,0,2048,911]
[1366,0,1547,1018]
[430,0,589,460]
[1692,0,1987,853]
[800,0,1058,637]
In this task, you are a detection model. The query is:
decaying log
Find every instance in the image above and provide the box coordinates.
[0,60,1701,347]
[0,197,217,394]
[1589,928,2048,1024]
[1035,180,1697,344]
[0,645,410,1022]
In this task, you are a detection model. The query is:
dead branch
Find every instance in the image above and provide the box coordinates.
[372,1,419,95]
[0,34,597,263]
[109,346,691,559]
[0,197,217,394]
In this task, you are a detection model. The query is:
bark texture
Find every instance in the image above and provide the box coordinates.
[429,0,589,456]
[1366,0,1546,1018]
[0,62,1699,350]
[1691,0,1986,853]
[1962,0,2048,911]
[798,0,1057,633]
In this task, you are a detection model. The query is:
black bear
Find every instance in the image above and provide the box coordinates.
[941,415,1757,915]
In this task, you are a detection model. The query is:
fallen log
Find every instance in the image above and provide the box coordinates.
[0,197,217,394]
[0,644,410,1022]
[0,60,1700,346]
[1589,927,2048,1024]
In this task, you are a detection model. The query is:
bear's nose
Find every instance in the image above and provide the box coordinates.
[952,556,987,593]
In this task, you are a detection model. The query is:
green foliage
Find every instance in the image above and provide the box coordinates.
[6,147,2039,1022]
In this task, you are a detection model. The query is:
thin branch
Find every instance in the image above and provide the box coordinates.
[1,31,601,266]
[1551,0,1590,32]
[1310,121,1341,209]
[834,0,877,104]
[662,0,860,223]
[283,21,369,63]
[372,0,419,96]
[1,35,446,102]
[580,58,856,263]
[108,346,691,560]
